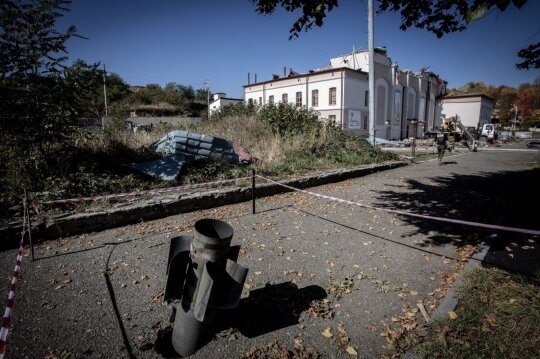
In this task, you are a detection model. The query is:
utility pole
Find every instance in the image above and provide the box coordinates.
[204,80,211,119]
[103,64,108,117]
[368,0,375,145]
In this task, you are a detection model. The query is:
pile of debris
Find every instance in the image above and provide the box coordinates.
[129,130,256,180]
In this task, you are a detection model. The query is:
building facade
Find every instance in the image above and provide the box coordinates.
[440,93,494,130]
[244,48,447,140]
[209,93,244,115]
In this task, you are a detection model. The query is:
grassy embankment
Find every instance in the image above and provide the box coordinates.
[412,267,540,359]
[0,104,396,216]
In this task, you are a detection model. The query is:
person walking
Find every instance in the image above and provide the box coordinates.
[434,127,448,165]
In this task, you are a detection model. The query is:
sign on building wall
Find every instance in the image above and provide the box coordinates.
[393,92,401,126]
[349,110,361,129]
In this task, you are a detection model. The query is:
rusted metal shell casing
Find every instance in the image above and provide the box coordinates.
[191,218,233,262]
[167,219,248,357]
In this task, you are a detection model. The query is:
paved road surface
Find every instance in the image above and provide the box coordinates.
[1,143,538,358]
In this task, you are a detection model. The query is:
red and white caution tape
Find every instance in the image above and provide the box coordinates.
[0,233,24,358]
[257,175,540,236]
[40,176,251,205]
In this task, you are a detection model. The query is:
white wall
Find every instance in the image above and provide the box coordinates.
[442,101,481,128]
[209,98,243,114]
[245,52,447,140]
[343,74,369,134]
[244,71,345,126]
[244,73,343,110]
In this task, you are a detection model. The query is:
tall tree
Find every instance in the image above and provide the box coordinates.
[252,0,538,69]
[0,0,99,187]
[495,86,518,125]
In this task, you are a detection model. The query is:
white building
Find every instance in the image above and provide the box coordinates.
[441,93,494,130]
[209,93,244,115]
[244,48,447,140]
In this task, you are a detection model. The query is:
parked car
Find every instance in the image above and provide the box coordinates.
[526,140,540,148]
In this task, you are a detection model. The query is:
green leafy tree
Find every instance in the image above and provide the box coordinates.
[139,83,163,104]
[516,43,540,70]
[0,0,99,191]
[258,103,322,137]
[495,86,518,126]
[195,88,212,102]
[72,63,130,118]
[252,0,537,69]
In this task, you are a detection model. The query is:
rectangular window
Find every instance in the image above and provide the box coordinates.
[328,115,336,125]
[364,91,369,107]
[393,91,401,125]
[282,93,288,103]
[269,95,274,104]
[329,87,337,105]
[259,97,262,105]
[363,115,368,130]
[248,98,254,106]
[296,92,302,107]
[312,89,319,107]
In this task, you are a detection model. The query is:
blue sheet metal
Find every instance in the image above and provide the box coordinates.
[130,131,240,181]
[129,155,186,181]
[154,130,239,164]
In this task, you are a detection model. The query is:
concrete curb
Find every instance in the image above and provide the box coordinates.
[429,237,493,321]
[0,161,406,250]
[400,236,494,359]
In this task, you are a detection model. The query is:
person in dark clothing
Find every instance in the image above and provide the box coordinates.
[434,127,448,165]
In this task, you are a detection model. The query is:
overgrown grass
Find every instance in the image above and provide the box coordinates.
[413,267,540,359]
[0,104,397,217]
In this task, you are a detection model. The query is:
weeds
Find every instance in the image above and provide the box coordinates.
[0,104,397,219]
[413,267,540,359]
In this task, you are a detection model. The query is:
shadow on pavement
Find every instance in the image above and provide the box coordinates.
[105,243,137,358]
[221,282,327,338]
[154,282,326,358]
[376,168,540,276]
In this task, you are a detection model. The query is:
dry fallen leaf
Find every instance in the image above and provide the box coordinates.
[448,311,458,320]
[322,327,333,338]
[346,346,358,356]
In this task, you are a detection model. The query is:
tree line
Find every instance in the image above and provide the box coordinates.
[96,79,212,120]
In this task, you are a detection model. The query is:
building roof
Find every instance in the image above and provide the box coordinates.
[243,67,367,88]
[212,97,243,102]
[442,93,494,101]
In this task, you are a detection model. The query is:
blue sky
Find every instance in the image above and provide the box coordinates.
[58,0,540,98]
